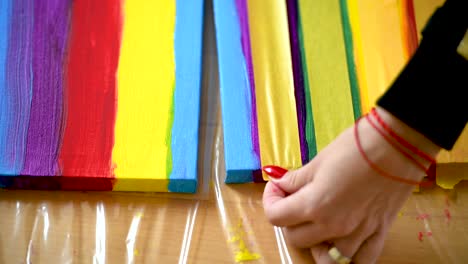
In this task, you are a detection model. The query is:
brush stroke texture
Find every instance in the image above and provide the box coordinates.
[235,0,260,159]
[21,0,70,176]
[59,0,121,186]
[0,0,34,175]
[0,0,12,178]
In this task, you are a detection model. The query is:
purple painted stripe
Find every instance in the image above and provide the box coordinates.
[2,0,34,174]
[253,169,266,183]
[21,0,71,176]
[234,0,260,158]
[286,0,308,164]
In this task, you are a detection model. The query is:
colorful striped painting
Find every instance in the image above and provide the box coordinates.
[213,0,467,188]
[0,0,204,193]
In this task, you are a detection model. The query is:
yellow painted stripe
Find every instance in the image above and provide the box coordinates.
[112,0,175,191]
[347,0,369,113]
[351,0,407,113]
[299,0,355,151]
[247,0,302,178]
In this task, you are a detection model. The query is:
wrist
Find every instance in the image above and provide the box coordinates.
[357,117,427,184]
[374,106,441,161]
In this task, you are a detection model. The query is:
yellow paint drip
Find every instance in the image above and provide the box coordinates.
[112,0,175,191]
[436,164,468,189]
[247,0,302,180]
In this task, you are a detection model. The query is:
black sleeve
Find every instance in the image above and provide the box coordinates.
[376,0,468,150]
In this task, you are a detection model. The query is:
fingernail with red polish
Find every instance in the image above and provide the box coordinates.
[262,165,288,178]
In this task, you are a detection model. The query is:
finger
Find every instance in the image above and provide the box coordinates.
[284,222,335,248]
[353,231,386,264]
[263,186,311,227]
[310,244,332,264]
[331,221,375,261]
[263,181,288,207]
[270,158,319,194]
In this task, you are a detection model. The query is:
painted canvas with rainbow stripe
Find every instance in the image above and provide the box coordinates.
[214,0,468,187]
[0,0,204,193]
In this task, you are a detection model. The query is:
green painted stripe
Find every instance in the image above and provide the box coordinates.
[297,5,317,159]
[339,0,362,120]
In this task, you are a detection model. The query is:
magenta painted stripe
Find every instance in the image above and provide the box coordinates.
[234,0,260,158]
[1,0,34,175]
[286,0,308,164]
[21,0,71,176]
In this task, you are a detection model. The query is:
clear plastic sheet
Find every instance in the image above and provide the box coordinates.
[1,1,468,263]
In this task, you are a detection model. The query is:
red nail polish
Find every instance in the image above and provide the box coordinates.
[262,165,288,178]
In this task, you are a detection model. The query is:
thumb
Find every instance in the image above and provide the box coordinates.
[263,161,316,194]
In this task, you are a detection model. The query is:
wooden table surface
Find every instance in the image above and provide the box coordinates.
[1,1,467,263]
[1,180,467,263]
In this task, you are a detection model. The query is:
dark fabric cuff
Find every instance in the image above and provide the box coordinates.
[377,0,468,150]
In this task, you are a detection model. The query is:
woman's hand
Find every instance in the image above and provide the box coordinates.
[262,107,440,263]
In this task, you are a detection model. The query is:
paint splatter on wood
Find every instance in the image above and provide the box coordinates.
[416,213,430,220]
[445,190,457,207]
[228,219,261,263]
[417,230,434,242]
[418,231,424,242]
[444,208,451,223]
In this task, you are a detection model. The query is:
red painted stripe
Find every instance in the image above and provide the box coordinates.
[59,0,122,190]
[405,0,419,56]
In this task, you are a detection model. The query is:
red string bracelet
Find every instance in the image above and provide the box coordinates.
[354,117,424,186]
[365,114,428,173]
[365,114,435,187]
[370,108,436,164]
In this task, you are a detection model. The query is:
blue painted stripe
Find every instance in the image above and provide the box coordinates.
[0,0,12,178]
[213,0,260,183]
[0,0,34,176]
[168,0,205,193]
